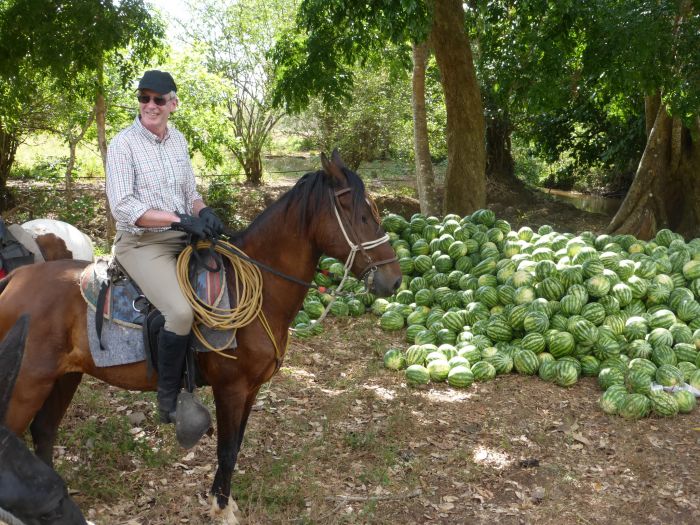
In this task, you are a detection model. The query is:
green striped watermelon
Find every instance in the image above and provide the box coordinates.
[655,364,684,387]
[447,365,474,388]
[599,384,628,414]
[405,365,431,385]
[618,393,651,420]
[554,360,579,387]
[649,391,679,417]
[598,367,626,390]
[471,361,497,381]
[673,390,697,413]
[513,349,539,375]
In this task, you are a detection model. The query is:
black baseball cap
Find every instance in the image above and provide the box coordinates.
[137,70,177,94]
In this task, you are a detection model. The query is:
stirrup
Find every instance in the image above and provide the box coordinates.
[175,391,212,449]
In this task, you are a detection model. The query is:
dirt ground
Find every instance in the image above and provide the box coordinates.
[64,317,699,525]
[10,178,700,524]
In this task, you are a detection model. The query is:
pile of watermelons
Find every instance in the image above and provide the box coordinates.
[293,209,700,420]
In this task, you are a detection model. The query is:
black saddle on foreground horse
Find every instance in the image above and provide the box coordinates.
[0,151,402,524]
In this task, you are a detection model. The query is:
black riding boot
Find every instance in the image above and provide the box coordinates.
[157,329,190,424]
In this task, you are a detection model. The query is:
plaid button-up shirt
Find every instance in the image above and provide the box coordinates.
[106,116,203,233]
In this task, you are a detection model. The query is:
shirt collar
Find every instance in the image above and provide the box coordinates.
[134,115,171,144]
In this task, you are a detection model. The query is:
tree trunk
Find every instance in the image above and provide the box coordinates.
[486,110,515,182]
[95,98,108,174]
[430,0,486,216]
[0,125,19,210]
[411,40,440,216]
[64,108,95,201]
[606,103,699,239]
[244,152,263,186]
[644,93,660,138]
[484,108,535,204]
[673,118,700,238]
[65,140,77,199]
[95,64,115,240]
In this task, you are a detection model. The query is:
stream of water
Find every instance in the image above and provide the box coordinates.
[542,188,622,216]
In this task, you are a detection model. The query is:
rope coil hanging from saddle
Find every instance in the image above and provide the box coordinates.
[176,239,283,360]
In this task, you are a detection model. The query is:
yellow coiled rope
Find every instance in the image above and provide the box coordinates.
[176,239,283,360]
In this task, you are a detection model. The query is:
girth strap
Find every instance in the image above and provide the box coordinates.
[95,281,109,351]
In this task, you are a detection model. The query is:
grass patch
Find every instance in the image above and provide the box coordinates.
[57,415,176,501]
[343,430,378,451]
[54,383,177,502]
[232,452,309,517]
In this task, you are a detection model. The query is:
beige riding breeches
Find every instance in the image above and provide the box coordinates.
[113,230,193,336]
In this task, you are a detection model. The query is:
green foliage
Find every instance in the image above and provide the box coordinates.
[60,194,100,226]
[294,65,412,168]
[11,157,67,183]
[472,0,699,187]
[0,0,166,83]
[0,0,166,209]
[166,50,238,168]
[271,0,431,113]
[203,173,261,231]
[183,0,295,183]
[5,182,102,235]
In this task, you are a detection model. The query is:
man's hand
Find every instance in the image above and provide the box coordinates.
[171,213,212,239]
[199,207,225,235]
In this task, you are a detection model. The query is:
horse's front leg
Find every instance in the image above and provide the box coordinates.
[209,384,259,524]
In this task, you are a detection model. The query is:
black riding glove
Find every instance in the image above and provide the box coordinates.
[171,213,212,240]
[199,207,225,235]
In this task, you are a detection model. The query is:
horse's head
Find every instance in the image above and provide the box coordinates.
[316,150,402,297]
[0,316,88,525]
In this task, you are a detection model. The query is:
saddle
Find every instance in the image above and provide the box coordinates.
[79,250,229,384]
[0,218,36,276]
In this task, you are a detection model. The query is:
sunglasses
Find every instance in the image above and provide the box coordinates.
[137,94,172,106]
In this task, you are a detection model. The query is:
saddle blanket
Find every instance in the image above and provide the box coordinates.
[80,257,237,367]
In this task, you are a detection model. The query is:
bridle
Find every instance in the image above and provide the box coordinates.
[331,187,397,290]
[210,185,396,294]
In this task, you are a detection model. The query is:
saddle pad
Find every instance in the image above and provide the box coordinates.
[85,290,237,367]
[80,256,226,328]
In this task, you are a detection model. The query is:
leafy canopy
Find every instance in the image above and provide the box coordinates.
[271,0,431,113]
[0,0,165,85]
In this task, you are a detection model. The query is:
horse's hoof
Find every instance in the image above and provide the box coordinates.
[209,495,241,524]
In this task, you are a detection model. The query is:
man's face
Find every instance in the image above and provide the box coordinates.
[138,89,177,131]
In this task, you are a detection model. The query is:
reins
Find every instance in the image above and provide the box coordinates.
[177,185,395,358]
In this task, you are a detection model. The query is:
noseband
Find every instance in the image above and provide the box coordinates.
[332,187,397,290]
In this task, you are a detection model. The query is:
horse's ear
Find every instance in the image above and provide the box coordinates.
[330,148,347,169]
[321,151,331,173]
[0,314,29,420]
[320,150,346,185]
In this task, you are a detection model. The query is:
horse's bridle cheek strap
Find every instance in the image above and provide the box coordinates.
[331,188,397,280]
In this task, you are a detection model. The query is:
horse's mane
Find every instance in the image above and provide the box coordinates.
[234,168,368,238]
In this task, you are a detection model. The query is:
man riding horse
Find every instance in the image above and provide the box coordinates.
[105,70,225,425]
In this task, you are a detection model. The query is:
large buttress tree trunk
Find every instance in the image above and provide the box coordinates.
[607,94,700,239]
[411,40,441,216]
[430,0,486,216]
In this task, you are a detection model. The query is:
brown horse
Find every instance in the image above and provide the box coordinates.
[0,151,401,524]
[0,316,87,525]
